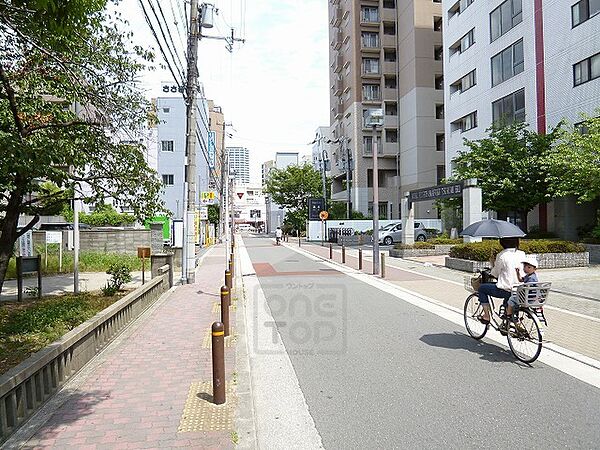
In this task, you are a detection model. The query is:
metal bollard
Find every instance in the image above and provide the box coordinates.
[225,269,232,290]
[221,285,230,337]
[359,248,363,270]
[381,253,386,278]
[211,322,226,405]
[342,245,346,264]
[329,243,333,259]
[298,234,301,246]
[229,256,234,278]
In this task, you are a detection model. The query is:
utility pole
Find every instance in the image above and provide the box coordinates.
[372,124,380,275]
[183,0,201,284]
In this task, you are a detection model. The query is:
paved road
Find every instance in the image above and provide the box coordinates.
[243,236,600,449]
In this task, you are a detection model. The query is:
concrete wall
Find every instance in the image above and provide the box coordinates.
[32,230,151,254]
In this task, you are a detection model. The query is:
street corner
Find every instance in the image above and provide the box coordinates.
[251,281,348,356]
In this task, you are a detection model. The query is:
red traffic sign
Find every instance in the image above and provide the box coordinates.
[319,210,329,221]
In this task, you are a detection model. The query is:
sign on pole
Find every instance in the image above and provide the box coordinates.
[199,206,209,220]
[208,131,216,169]
[18,230,33,257]
[201,191,216,204]
[408,181,464,205]
[45,231,63,272]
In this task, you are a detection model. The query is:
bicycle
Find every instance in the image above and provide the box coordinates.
[463,269,551,363]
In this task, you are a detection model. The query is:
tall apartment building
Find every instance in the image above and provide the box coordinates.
[328,0,445,219]
[208,101,225,193]
[227,146,250,185]
[443,0,600,238]
[156,95,211,218]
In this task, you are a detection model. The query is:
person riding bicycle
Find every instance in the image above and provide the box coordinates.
[477,237,525,325]
[499,255,540,332]
[275,226,283,245]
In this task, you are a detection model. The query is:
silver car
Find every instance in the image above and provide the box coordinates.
[378,222,428,245]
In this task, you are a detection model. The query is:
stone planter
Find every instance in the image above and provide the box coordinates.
[389,244,454,258]
[446,252,590,272]
[584,244,600,263]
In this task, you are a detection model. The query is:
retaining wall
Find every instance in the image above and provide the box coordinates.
[446,252,590,272]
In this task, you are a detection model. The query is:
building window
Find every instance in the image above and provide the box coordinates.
[491,39,524,86]
[450,69,476,93]
[385,129,398,143]
[362,84,381,100]
[361,32,379,48]
[450,28,475,55]
[492,88,525,125]
[433,16,443,31]
[363,136,382,155]
[572,0,600,27]
[449,0,474,18]
[162,107,170,114]
[451,111,478,132]
[436,133,445,151]
[384,49,397,62]
[490,0,522,42]
[384,76,397,88]
[362,58,380,74]
[434,45,443,61]
[162,174,174,186]
[573,52,600,86]
[361,6,379,22]
[383,23,396,35]
[436,104,444,119]
[435,74,444,90]
[385,102,398,115]
[383,0,396,7]
[161,140,174,152]
[437,165,446,184]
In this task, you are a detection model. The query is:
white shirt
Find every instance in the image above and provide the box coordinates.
[275,229,283,238]
[491,248,526,291]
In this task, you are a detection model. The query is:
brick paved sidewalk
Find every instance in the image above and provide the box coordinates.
[17,244,237,450]
[297,242,600,363]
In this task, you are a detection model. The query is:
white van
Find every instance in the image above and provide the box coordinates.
[238,224,252,232]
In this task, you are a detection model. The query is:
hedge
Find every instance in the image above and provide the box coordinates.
[448,239,586,262]
[394,242,435,250]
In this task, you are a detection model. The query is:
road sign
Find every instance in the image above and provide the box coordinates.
[308,198,325,221]
[201,191,216,204]
[320,210,329,221]
[199,206,209,220]
[237,193,244,199]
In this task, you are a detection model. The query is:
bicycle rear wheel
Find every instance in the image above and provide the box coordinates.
[464,293,488,339]
[507,308,542,363]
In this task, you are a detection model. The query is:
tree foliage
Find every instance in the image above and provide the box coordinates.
[545,115,600,204]
[63,203,135,227]
[449,122,559,228]
[265,164,323,232]
[0,0,163,289]
[327,201,366,220]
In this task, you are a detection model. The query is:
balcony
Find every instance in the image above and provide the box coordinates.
[334,103,344,118]
[381,8,396,21]
[333,29,343,49]
[333,54,343,73]
[383,87,398,99]
[384,115,397,127]
[381,34,396,48]
[382,142,399,157]
[331,5,342,26]
[334,78,343,95]
[382,61,396,74]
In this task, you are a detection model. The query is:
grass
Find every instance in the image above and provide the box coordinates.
[0,292,125,375]
[5,250,142,279]
[230,430,239,445]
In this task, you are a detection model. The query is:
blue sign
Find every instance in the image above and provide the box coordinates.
[208,131,216,169]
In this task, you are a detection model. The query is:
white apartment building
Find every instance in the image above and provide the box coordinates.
[443,0,600,238]
[227,146,250,185]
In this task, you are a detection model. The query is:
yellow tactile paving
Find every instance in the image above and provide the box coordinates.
[178,381,236,432]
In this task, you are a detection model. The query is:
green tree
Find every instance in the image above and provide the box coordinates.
[265,164,323,232]
[450,122,559,229]
[207,204,220,224]
[0,1,163,291]
[63,203,135,226]
[327,201,366,220]
[545,115,600,203]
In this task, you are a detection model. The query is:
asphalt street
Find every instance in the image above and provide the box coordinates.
[243,235,600,449]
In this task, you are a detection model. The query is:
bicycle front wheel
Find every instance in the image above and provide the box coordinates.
[507,308,543,363]
[464,293,488,340]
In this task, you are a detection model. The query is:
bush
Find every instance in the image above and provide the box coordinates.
[394,242,435,250]
[105,262,132,291]
[429,237,463,245]
[449,239,586,261]
[525,226,558,239]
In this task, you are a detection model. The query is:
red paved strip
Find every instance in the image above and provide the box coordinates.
[252,262,342,277]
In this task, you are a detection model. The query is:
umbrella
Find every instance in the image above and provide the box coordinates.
[459,218,526,238]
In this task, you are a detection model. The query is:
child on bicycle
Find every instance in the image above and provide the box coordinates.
[501,255,539,332]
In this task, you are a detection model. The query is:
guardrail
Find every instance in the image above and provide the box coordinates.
[0,265,172,444]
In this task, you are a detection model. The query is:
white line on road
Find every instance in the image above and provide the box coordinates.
[287,244,600,389]
[238,239,324,450]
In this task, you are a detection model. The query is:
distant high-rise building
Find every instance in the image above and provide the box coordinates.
[261,160,275,186]
[328,0,444,219]
[227,146,250,185]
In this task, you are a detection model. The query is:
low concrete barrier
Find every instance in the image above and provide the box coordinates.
[389,244,453,258]
[0,267,172,444]
[446,252,590,272]
[337,235,373,246]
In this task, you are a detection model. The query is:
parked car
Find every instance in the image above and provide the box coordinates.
[38,222,91,231]
[378,222,428,245]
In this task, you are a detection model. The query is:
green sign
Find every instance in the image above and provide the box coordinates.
[144,216,171,239]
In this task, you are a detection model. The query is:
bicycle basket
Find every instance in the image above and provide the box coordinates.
[515,282,552,307]
[464,275,481,293]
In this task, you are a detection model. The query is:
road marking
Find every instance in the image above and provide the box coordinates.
[238,238,324,449]
[320,245,600,324]
[286,243,600,389]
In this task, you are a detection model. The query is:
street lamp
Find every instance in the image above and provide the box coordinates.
[366,108,383,275]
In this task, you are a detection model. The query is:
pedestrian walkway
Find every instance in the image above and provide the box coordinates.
[5,244,238,450]
[297,241,600,363]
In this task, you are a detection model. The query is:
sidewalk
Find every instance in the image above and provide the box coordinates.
[298,241,600,363]
[5,244,238,450]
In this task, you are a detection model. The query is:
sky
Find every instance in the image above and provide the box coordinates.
[119,0,330,184]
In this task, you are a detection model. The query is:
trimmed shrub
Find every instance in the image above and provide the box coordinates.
[394,242,435,250]
[429,237,463,245]
[449,239,586,261]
